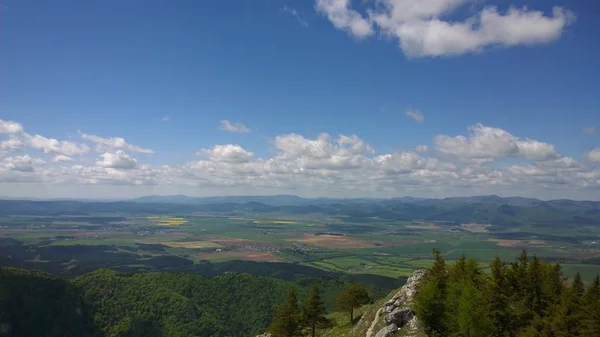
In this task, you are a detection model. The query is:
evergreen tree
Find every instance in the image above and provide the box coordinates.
[301,283,333,337]
[551,273,585,337]
[582,275,600,337]
[415,249,448,335]
[456,280,491,337]
[335,283,370,324]
[268,289,302,337]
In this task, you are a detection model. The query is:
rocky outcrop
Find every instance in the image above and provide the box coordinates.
[375,323,398,337]
[373,270,426,337]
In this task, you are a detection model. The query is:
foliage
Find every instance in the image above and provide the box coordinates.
[301,284,334,337]
[335,283,371,324]
[0,266,383,337]
[268,289,302,337]
[414,250,600,337]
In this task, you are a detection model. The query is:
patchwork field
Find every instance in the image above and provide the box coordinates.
[2,210,600,281]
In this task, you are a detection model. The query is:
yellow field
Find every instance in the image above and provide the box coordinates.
[147,216,188,226]
[252,220,298,225]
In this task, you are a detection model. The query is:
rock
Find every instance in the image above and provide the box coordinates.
[255,333,271,337]
[384,307,415,326]
[375,323,398,337]
[0,323,11,334]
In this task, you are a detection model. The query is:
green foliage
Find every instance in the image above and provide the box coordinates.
[268,289,302,337]
[0,266,382,337]
[301,284,334,337]
[335,283,371,324]
[414,251,600,337]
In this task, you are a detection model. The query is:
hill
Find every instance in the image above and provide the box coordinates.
[0,267,402,337]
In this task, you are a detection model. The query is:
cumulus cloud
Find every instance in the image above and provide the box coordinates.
[198,144,254,163]
[435,124,559,161]
[317,0,575,57]
[0,120,89,157]
[0,138,25,152]
[416,145,428,152]
[315,0,374,38]
[1,118,599,199]
[405,109,424,123]
[96,151,138,169]
[219,120,251,133]
[587,148,600,163]
[1,155,45,172]
[0,120,24,134]
[26,134,90,157]
[583,125,596,135]
[52,155,74,163]
[80,132,154,154]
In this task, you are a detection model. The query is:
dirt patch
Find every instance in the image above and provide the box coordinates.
[489,239,522,247]
[288,234,378,249]
[460,223,490,233]
[161,241,223,249]
[195,251,283,262]
[489,238,547,248]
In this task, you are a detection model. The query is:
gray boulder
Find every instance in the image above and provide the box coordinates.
[384,307,415,326]
[375,323,398,337]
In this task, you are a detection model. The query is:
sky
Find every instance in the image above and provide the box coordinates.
[1,0,599,200]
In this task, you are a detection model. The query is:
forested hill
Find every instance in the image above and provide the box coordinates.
[2,197,600,228]
[0,267,386,337]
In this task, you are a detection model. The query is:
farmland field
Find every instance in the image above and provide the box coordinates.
[1,198,600,282]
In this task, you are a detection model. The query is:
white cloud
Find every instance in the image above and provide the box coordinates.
[159,116,171,122]
[96,150,138,169]
[219,120,250,133]
[405,109,424,123]
[0,119,24,134]
[317,0,575,57]
[583,125,596,135]
[587,148,600,163]
[284,5,309,27]
[52,155,74,163]
[1,155,45,172]
[435,124,559,161]
[416,145,428,152]
[26,134,90,157]
[315,0,374,38]
[80,132,154,154]
[0,138,25,152]
[198,144,254,163]
[1,118,599,200]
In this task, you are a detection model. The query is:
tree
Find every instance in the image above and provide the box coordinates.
[456,281,491,337]
[302,283,333,337]
[268,289,302,337]
[335,283,371,324]
[582,275,600,337]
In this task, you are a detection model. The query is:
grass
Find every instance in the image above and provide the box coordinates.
[560,263,600,282]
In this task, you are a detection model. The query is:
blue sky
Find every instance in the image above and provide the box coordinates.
[1,0,599,199]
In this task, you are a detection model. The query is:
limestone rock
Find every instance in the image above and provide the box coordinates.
[375,323,398,337]
[384,307,415,326]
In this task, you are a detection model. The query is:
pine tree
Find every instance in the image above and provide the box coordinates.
[456,281,491,337]
[582,275,600,337]
[268,288,302,337]
[551,273,585,337]
[335,283,371,324]
[302,283,333,337]
[488,256,512,337]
